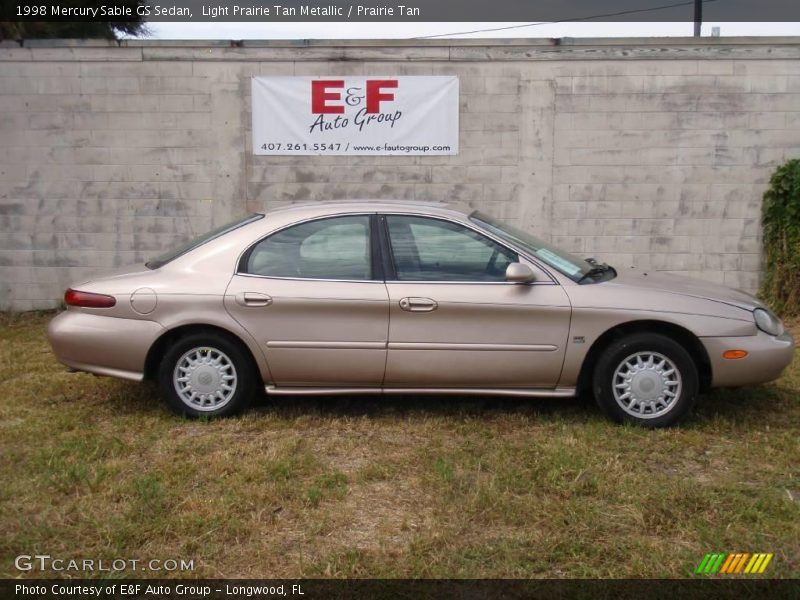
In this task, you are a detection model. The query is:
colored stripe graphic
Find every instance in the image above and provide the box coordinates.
[733,553,750,574]
[720,553,736,574]
[710,553,726,574]
[758,554,773,573]
[696,554,712,574]
[744,554,760,574]
[699,552,774,575]
[729,553,745,573]
[751,554,766,573]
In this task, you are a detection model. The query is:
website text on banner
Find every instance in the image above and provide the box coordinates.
[252,76,459,156]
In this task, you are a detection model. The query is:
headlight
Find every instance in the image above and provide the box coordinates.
[754,308,784,336]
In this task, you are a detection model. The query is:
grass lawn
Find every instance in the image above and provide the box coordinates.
[1,311,798,579]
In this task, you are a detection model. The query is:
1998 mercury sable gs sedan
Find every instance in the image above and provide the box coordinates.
[48,202,794,427]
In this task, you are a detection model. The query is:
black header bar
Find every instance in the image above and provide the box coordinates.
[4,0,800,23]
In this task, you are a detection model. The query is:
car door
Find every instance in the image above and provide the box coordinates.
[224,214,389,387]
[381,214,571,388]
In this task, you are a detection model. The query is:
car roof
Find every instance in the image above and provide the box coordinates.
[261,200,475,221]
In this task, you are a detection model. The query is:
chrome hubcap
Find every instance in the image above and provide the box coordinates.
[173,346,237,411]
[612,351,682,419]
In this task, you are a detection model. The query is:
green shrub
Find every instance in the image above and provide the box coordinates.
[760,158,800,316]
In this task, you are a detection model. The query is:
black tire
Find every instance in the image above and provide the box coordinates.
[158,331,257,418]
[592,332,698,428]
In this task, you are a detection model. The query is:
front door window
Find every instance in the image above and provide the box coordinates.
[385,215,518,282]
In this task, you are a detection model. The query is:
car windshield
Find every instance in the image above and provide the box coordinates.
[145,214,263,270]
[470,211,601,281]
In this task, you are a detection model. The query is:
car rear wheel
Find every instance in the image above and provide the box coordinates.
[158,332,256,418]
[592,333,698,428]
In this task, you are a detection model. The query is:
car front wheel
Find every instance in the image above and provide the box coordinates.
[592,333,698,428]
[158,332,256,418]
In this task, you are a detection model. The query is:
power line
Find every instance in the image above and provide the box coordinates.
[415,0,719,39]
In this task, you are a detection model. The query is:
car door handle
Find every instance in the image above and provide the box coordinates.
[399,297,438,312]
[236,292,273,307]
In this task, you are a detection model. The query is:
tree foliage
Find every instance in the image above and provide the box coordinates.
[760,158,800,316]
[0,1,148,40]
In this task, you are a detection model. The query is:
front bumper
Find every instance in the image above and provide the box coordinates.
[702,330,795,388]
[48,310,164,382]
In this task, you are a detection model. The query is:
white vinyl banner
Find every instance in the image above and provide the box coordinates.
[252,76,459,156]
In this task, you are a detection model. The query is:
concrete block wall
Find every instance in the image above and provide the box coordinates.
[1,38,799,310]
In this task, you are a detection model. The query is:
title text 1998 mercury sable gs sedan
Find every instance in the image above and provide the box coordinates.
[48,201,794,427]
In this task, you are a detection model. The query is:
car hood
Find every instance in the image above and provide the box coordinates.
[608,269,762,311]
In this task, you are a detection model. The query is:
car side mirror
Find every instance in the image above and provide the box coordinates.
[505,262,536,283]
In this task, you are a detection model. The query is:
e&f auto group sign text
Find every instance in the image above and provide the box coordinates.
[251,76,459,156]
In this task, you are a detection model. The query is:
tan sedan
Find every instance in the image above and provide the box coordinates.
[48,202,794,427]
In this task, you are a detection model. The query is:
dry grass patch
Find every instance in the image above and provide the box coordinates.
[0,311,798,578]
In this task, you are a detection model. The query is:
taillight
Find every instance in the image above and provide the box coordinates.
[64,288,116,308]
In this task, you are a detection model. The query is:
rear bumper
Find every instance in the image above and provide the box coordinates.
[48,310,164,382]
[702,330,795,388]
